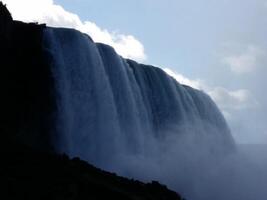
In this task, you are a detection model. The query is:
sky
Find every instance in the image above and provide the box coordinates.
[3,0,267,144]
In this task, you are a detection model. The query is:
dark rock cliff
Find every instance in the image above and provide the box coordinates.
[0,2,55,152]
[0,137,182,200]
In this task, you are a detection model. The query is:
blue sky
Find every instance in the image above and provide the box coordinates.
[54,0,267,81]
[4,0,267,143]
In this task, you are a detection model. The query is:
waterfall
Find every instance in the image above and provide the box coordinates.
[42,27,235,197]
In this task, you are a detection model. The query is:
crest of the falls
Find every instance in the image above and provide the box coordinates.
[42,27,235,173]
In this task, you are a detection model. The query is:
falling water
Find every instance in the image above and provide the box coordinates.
[42,27,239,199]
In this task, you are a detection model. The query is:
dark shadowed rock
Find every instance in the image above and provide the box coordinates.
[0,137,183,200]
[0,3,54,152]
[0,2,13,40]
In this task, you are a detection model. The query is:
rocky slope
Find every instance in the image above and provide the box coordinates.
[0,136,182,200]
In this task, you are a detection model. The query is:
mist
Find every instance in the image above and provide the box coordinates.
[104,127,267,200]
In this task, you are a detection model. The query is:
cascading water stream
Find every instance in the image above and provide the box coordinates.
[42,27,235,199]
[42,26,234,167]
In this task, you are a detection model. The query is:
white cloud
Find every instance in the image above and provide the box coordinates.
[207,87,258,111]
[164,68,258,120]
[163,68,203,90]
[3,0,146,61]
[222,45,265,74]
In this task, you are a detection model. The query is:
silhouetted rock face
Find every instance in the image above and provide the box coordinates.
[0,2,13,40]
[0,2,12,19]
[0,138,182,200]
[0,5,55,152]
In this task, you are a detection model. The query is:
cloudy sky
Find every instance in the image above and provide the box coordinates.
[3,0,267,144]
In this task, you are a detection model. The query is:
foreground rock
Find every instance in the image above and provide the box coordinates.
[0,137,182,200]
